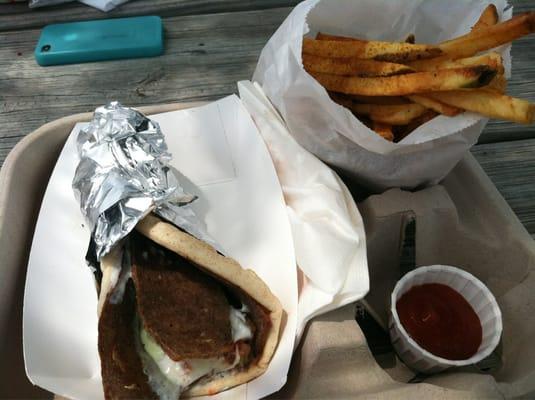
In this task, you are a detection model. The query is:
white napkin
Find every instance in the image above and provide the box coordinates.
[29,0,128,11]
[238,81,369,338]
[79,0,128,11]
[252,0,512,191]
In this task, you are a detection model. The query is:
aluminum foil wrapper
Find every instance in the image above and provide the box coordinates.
[72,101,220,261]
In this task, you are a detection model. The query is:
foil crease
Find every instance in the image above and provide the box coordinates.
[72,101,220,260]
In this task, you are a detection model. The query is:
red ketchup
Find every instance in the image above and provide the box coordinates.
[396,283,482,360]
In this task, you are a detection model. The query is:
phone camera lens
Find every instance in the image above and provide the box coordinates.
[41,45,51,52]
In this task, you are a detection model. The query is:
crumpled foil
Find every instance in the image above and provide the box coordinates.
[72,101,220,261]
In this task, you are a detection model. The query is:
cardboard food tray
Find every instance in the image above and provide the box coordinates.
[2,103,535,399]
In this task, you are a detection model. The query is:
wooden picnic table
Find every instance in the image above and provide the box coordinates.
[1,0,534,238]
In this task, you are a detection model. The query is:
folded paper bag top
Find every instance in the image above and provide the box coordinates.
[252,0,511,191]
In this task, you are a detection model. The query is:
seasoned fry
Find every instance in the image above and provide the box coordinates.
[404,33,416,44]
[471,4,499,32]
[307,6,535,135]
[310,66,496,96]
[410,52,503,73]
[395,110,438,141]
[350,103,428,125]
[407,94,462,116]
[317,31,416,45]
[372,122,394,141]
[410,13,534,70]
[329,91,426,125]
[486,72,507,93]
[408,55,454,71]
[439,12,535,58]
[302,37,443,62]
[330,91,410,106]
[349,94,409,105]
[427,90,535,124]
[328,92,355,110]
[316,32,365,42]
[302,54,414,77]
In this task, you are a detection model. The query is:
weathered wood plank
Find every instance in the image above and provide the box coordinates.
[0,7,293,165]
[0,0,299,31]
[1,2,534,166]
[509,1,535,14]
[471,139,535,235]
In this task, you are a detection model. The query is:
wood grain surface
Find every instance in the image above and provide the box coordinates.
[0,0,300,31]
[0,6,291,165]
[472,140,535,238]
[1,0,534,236]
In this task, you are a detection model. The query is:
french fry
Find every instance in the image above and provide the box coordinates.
[439,12,535,58]
[426,90,535,124]
[317,32,416,45]
[316,32,365,42]
[395,110,438,141]
[302,37,443,62]
[407,55,451,71]
[349,94,409,105]
[404,33,416,44]
[407,94,462,116]
[328,92,355,110]
[350,103,428,125]
[329,92,425,125]
[310,66,496,96]
[410,52,503,73]
[308,7,535,130]
[410,12,533,70]
[486,72,507,93]
[372,122,394,141]
[302,54,414,77]
[471,4,499,32]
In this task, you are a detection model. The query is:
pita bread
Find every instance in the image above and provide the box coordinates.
[98,213,283,398]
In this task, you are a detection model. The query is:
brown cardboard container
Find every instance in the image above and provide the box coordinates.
[1,103,534,399]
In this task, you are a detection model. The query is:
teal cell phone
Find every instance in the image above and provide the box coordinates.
[34,16,164,66]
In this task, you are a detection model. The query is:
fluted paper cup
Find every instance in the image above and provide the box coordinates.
[389,265,502,374]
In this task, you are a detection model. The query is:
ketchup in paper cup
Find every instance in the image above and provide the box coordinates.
[389,265,502,373]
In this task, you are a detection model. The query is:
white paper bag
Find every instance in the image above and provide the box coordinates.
[253,0,512,191]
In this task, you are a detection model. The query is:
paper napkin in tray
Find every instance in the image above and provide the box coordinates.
[253,0,512,191]
[239,81,369,339]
